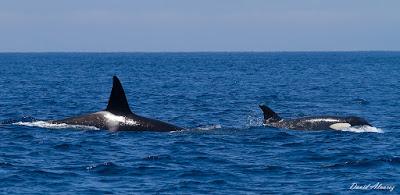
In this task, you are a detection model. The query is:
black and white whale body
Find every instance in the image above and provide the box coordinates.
[51,76,182,132]
[259,105,371,131]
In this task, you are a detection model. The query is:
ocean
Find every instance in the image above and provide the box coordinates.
[0,52,399,194]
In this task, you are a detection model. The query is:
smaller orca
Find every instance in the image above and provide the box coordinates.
[259,104,371,131]
[51,76,182,132]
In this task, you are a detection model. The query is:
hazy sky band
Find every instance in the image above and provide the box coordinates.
[1,0,399,52]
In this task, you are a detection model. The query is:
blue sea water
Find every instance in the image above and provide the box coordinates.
[0,52,399,194]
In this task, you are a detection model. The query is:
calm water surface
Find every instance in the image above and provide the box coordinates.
[0,52,399,194]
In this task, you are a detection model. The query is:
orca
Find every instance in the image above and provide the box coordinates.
[259,104,371,131]
[51,76,182,132]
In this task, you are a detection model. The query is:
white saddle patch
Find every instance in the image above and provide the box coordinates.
[307,118,340,123]
[329,123,351,130]
[98,111,139,131]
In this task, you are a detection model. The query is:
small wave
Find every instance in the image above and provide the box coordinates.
[352,98,369,105]
[281,142,304,147]
[25,169,78,178]
[86,162,125,176]
[324,156,400,169]
[256,131,294,142]
[194,124,222,131]
[0,162,13,168]
[53,143,82,151]
[208,179,227,185]
[86,162,116,171]
[54,143,71,150]
[143,154,172,161]
[179,170,212,177]
[339,125,383,133]
[13,121,99,130]
[1,116,35,124]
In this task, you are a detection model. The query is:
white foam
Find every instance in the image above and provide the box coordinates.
[339,125,383,133]
[195,124,222,131]
[13,121,100,130]
[246,115,264,127]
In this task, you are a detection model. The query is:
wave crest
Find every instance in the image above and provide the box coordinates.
[13,121,99,130]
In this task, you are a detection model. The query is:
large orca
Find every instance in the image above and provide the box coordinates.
[259,105,371,131]
[51,76,182,132]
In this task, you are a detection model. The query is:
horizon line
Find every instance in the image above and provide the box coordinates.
[0,50,399,53]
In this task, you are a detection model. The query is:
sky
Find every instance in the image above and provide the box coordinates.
[0,0,399,52]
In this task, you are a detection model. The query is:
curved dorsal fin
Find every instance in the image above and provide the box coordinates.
[105,76,133,115]
[259,104,281,121]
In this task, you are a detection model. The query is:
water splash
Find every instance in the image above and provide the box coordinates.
[339,125,383,133]
[246,115,264,127]
[13,121,99,130]
[194,124,222,131]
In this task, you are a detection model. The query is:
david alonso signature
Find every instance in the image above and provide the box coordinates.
[349,182,395,192]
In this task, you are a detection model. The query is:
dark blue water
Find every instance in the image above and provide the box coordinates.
[0,52,399,194]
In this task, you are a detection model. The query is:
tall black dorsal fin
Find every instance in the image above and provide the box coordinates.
[105,76,133,115]
[259,104,281,121]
